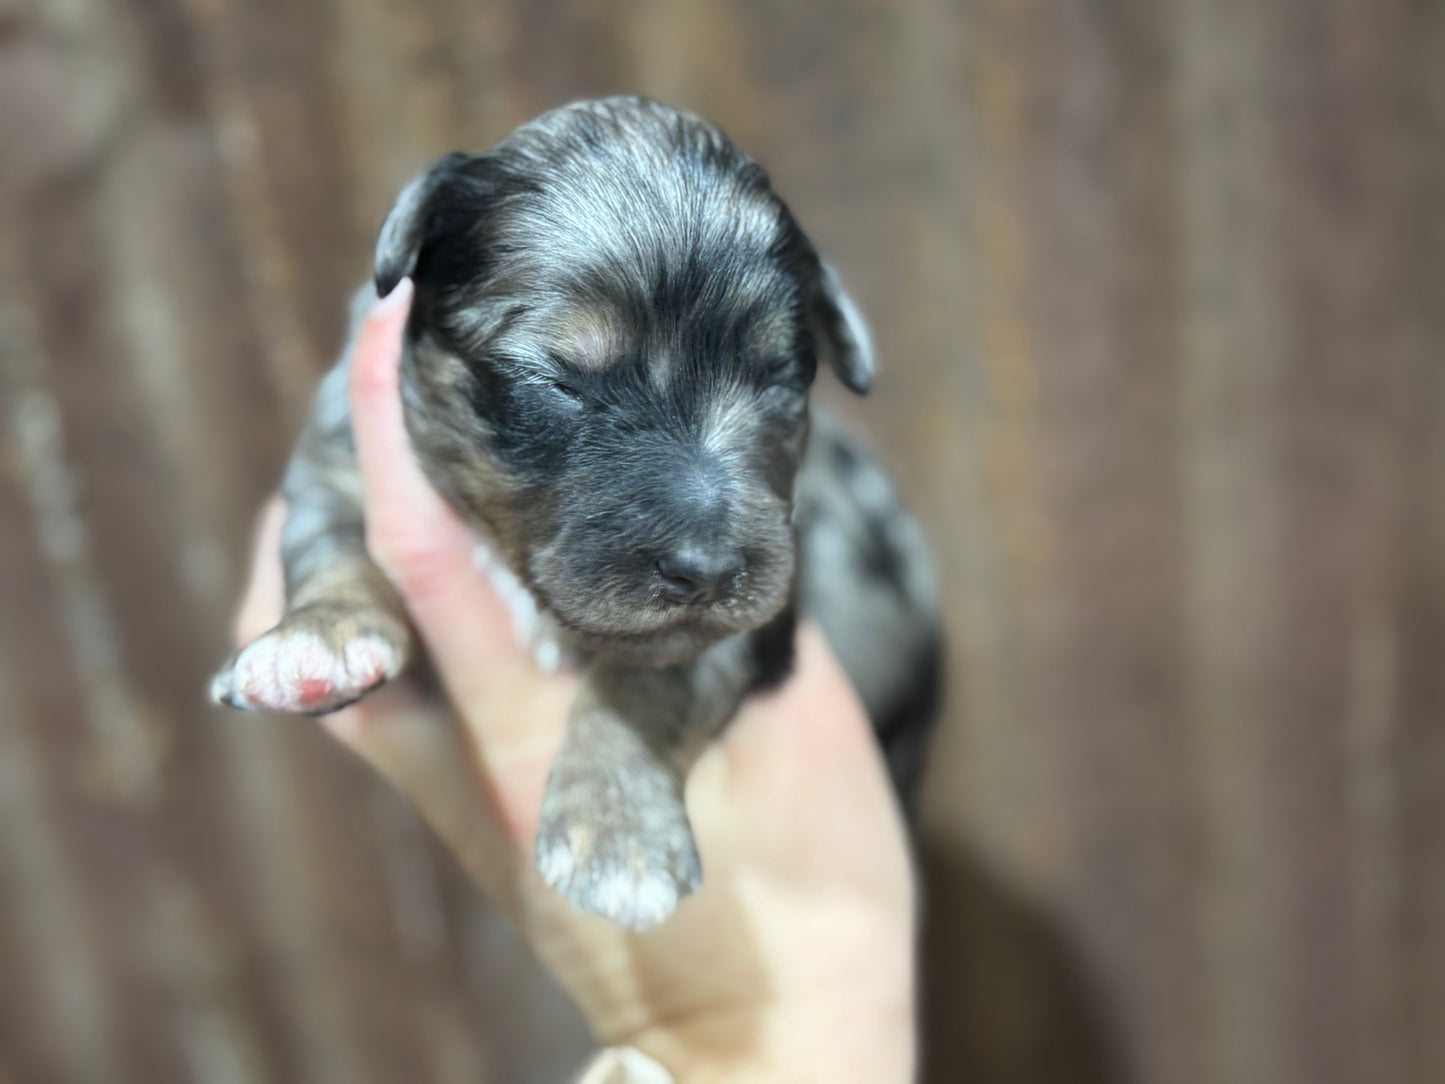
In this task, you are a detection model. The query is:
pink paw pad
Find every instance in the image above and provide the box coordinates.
[295,678,335,708]
[211,628,399,714]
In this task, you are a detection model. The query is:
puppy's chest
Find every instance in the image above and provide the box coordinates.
[470,532,576,672]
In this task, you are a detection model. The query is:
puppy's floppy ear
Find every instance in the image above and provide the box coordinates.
[374,152,477,298]
[808,258,874,395]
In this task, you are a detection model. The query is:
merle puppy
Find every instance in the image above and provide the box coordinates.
[212,97,940,930]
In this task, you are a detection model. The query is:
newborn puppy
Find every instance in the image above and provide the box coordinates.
[212,97,941,930]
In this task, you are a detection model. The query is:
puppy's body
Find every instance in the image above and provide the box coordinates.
[213,98,940,928]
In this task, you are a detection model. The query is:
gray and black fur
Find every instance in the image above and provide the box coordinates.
[212,97,941,930]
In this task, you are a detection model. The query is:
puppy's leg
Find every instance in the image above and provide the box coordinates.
[211,501,410,715]
[212,307,414,715]
[535,630,774,930]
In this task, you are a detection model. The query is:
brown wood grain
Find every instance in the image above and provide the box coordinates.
[2,0,1442,1081]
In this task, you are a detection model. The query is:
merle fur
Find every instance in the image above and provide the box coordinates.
[213,97,941,927]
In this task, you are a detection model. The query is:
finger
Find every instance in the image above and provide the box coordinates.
[345,280,473,579]
[233,496,288,646]
[344,282,458,559]
[575,1047,674,1084]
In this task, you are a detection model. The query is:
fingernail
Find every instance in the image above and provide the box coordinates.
[373,276,414,318]
[577,1048,674,1084]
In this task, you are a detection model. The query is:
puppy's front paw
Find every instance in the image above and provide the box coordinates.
[210,606,408,715]
[534,777,701,931]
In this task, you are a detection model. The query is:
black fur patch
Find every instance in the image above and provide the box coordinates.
[748,606,798,692]
[857,516,910,597]
[873,631,943,809]
[830,435,864,476]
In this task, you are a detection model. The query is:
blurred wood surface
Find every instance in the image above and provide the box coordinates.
[2,0,1443,1081]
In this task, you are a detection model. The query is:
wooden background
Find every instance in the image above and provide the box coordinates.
[2,0,1443,1081]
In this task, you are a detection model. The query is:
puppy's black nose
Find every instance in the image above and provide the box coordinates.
[655,547,744,605]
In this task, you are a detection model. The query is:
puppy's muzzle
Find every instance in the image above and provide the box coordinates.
[649,457,745,606]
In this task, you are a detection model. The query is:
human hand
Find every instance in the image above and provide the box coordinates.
[231,281,917,1082]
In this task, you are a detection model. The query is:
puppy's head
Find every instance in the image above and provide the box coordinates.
[375,97,872,666]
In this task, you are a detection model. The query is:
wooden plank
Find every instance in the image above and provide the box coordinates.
[3,0,1444,1080]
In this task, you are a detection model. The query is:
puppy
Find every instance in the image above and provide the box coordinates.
[212,97,941,930]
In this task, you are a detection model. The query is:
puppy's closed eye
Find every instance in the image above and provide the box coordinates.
[546,377,585,404]
[488,352,587,408]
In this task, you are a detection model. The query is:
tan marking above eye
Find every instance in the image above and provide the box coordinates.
[551,310,616,371]
[703,383,764,457]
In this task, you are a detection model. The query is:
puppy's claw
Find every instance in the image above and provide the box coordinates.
[535,797,701,931]
[211,612,405,715]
